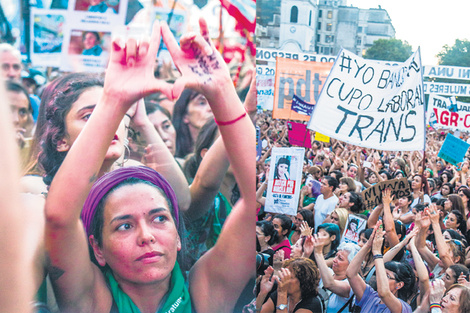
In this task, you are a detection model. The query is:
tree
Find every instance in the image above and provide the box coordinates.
[363,38,413,62]
[437,39,470,67]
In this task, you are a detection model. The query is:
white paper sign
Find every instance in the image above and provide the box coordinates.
[308,48,426,151]
[265,147,305,216]
[427,94,470,131]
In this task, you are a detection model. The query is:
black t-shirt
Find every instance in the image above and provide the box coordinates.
[269,291,324,312]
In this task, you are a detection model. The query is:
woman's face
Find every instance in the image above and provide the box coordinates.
[458,190,468,203]
[339,181,348,193]
[347,166,357,179]
[83,32,98,50]
[277,163,288,178]
[423,170,431,178]
[330,211,340,227]
[411,176,422,190]
[397,197,410,209]
[369,173,378,184]
[60,87,126,161]
[358,233,368,248]
[443,268,458,290]
[442,173,449,183]
[394,171,404,179]
[148,110,176,155]
[441,287,462,313]
[385,269,401,295]
[338,192,351,209]
[7,90,30,131]
[93,183,180,286]
[290,238,303,258]
[317,229,333,247]
[442,185,451,196]
[184,94,212,130]
[332,250,349,274]
[380,172,388,181]
[272,218,286,238]
[445,213,458,230]
[294,213,304,228]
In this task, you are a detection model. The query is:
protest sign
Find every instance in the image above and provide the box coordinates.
[314,132,330,143]
[423,65,470,81]
[427,94,470,131]
[361,178,411,211]
[342,214,367,245]
[265,147,305,216]
[256,126,262,160]
[291,95,315,116]
[273,58,332,121]
[438,133,470,166]
[256,71,275,110]
[424,82,470,97]
[308,48,426,151]
[287,122,312,148]
[30,8,66,67]
[68,0,128,26]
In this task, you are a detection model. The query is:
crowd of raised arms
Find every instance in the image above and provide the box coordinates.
[2,18,257,313]
[254,113,470,313]
[3,14,470,313]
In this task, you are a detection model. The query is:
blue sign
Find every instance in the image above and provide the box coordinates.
[291,94,315,116]
[438,133,470,165]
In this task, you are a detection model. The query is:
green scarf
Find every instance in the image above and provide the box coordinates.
[106,262,192,313]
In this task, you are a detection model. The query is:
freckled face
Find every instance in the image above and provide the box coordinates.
[94,183,180,286]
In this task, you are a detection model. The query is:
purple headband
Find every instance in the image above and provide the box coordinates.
[81,166,179,237]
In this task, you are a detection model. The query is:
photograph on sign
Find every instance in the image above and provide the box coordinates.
[68,0,128,26]
[342,214,367,245]
[265,147,305,216]
[30,9,66,67]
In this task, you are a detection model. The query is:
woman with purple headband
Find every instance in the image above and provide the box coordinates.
[44,19,255,313]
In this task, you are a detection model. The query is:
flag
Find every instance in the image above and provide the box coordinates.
[219,0,256,33]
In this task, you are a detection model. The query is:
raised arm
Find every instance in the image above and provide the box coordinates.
[382,189,399,247]
[162,19,255,312]
[44,22,172,312]
[346,222,379,302]
[427,204,453,269]
[130,99,191,211]
[408,235,430,305]
[415,211,439,270]
[311,235,351,298]
[372,226,403,313]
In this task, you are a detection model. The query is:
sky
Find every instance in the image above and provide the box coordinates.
[348,0,470,66]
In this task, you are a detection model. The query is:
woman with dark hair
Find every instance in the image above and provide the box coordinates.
[442,264,469,290]
[290,209,314,244]
[257,258,324,313]
[42,20,255,313]
[439,183,454,199]
[274,157,290,180]
[82,31,103,56]
[257,220,279,254]
[315,223,341,266]
[346,222,415,313]
[6,80,34,167]
[410,174,431,208]
[445,194,466,221]
[172,88,213,158]
[144,101,177,157]
[445,210,467,236]
[337,191,365,214]
[272,214,293,259]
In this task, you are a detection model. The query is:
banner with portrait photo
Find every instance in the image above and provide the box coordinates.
[308,48,426,151]
[61,28,111,72]
[265,147,305,216]
[68,0,128,26]
[273,58,333,121]
[342,214,367,245]
[30,8,66,67]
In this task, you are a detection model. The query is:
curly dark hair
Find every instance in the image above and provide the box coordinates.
[38,73,104,186]
[283,258,320,299]
[348,191,365,213]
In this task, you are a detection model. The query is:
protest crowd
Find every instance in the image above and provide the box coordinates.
[253,108,470,313]
[1,6,258,312]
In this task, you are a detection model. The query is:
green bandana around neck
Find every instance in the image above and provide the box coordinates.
[106,261,191,313]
